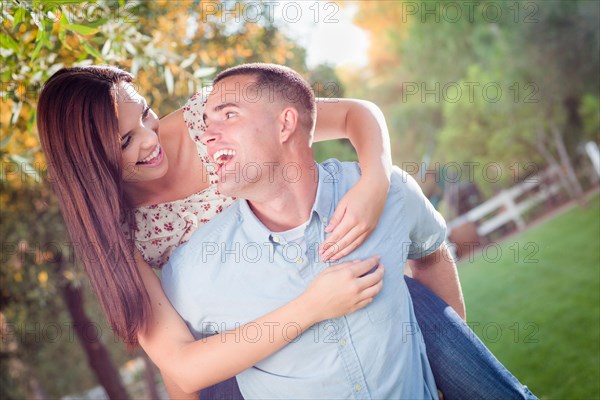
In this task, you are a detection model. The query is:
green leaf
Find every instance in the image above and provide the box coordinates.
[9,154,41,182]
[63,23,99,36]
[57,29,72,50]
[165,66,174,95]
[193,67,217,79]
[85,18,109,29]
[30,39,45,62]
[82,42,102,60]
[1,33,20,53]
[10,101,23,125]
[13,7,27,30]
[0,130,14,149]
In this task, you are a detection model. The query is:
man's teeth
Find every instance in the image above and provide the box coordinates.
[140,145,160,163]
[213,149,236,164]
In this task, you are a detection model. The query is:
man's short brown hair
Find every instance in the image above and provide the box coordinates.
[214,63,316,136]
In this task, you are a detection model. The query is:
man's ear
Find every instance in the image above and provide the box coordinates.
[279,107,299,143]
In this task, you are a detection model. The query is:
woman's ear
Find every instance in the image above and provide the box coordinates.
[279,107,299,143]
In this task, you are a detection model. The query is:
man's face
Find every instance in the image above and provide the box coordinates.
[202,74,283,197]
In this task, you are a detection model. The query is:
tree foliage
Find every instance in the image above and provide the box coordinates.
[1,0,312,397]
[349,0,599,201]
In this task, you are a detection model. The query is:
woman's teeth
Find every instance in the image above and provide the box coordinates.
[138,145,161,164]
[213,149,236,164]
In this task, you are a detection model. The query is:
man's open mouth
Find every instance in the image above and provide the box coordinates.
[213,149,236,165]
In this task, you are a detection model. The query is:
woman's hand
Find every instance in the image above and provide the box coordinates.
[320,175,389,262]
[300,256,384,323]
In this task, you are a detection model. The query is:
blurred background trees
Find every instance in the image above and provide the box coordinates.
[1,0,598,398]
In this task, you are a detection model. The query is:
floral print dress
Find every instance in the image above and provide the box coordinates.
[130,91,236,269]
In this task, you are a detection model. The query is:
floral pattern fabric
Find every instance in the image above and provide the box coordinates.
[130,91,236,269]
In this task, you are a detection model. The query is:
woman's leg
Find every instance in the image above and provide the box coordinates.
[405,276,537,400]
[199,377,244,400]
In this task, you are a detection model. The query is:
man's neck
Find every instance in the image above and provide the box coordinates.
[247,159,318,232]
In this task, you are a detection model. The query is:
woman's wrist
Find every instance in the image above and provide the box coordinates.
[360,165,391,193]
[294,291,322,327]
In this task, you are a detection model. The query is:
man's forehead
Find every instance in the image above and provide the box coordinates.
[208,75,262,105]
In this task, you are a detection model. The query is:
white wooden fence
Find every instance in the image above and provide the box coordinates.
[447,165,563,237]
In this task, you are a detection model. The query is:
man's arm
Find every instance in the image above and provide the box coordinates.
[408,242,466,321]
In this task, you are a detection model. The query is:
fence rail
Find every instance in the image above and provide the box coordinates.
[447,165,563,238]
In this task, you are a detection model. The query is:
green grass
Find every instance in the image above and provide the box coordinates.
[458,195,600,400]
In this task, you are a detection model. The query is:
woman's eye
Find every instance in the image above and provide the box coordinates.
[142,106,151,119]
[120,135,132,150]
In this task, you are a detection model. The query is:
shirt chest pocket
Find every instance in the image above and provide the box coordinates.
[363,238,407,325]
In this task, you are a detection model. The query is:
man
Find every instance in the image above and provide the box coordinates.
[162,63,465,399]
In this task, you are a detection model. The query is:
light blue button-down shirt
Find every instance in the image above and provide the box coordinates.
[162,160,446,399]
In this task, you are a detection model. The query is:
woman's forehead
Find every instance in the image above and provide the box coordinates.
[115,81,144,104]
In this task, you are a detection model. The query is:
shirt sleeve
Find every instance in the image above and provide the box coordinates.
[393,167,448,259]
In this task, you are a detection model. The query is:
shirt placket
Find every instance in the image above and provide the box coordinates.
[307,212,371,400]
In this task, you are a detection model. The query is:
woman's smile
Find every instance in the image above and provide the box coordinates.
[137,144,164,166]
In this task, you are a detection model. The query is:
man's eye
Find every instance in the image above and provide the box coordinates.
[225,111,236,119]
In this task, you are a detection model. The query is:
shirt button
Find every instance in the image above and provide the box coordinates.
[321,216,328,224]
[355,383,362,392]
[339,338,346,347]
[272,236,280,243]
[295,257,303,264]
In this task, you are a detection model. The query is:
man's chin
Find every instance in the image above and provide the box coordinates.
[216,181,237,197]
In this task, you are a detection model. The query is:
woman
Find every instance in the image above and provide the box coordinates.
[37,66,536,399]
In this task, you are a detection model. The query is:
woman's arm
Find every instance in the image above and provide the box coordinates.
[136,251,384,394]
[312,99,393,262]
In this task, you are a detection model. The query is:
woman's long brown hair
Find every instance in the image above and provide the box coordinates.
[37,66,150,344]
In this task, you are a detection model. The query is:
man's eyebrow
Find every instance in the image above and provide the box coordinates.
[212,102,239,112]
[203,102,239,123]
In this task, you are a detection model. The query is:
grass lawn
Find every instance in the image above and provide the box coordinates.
[457,194,600,400]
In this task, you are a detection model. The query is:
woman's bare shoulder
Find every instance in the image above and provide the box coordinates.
[160,108,187,142]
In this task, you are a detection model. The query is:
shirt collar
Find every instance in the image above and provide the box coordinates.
[238,162,336,241]
[310,162,336,224]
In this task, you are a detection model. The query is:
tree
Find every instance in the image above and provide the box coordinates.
[349,0,599,204]
[2,0,313,397]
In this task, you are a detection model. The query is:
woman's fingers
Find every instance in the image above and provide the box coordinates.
[321,223,366,261]
[327,231,371,262]
[345,256,380,277]
[320,219,357,258]
[357,279,383,303]
[324,200,347,233]
[356,263,384,290]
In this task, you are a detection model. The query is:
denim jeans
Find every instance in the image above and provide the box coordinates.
[199,276,537,400]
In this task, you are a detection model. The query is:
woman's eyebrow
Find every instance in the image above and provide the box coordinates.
[121,100,148,137]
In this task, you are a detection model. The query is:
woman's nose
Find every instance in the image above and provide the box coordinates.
[139,125,159,148]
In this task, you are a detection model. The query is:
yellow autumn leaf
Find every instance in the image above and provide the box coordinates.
[38,271,48,285]
[63,270,75,281]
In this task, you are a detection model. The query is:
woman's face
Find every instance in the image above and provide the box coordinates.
[116,81,168,183]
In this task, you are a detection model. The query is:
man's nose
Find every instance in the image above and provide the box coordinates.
[201,123,219,145]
